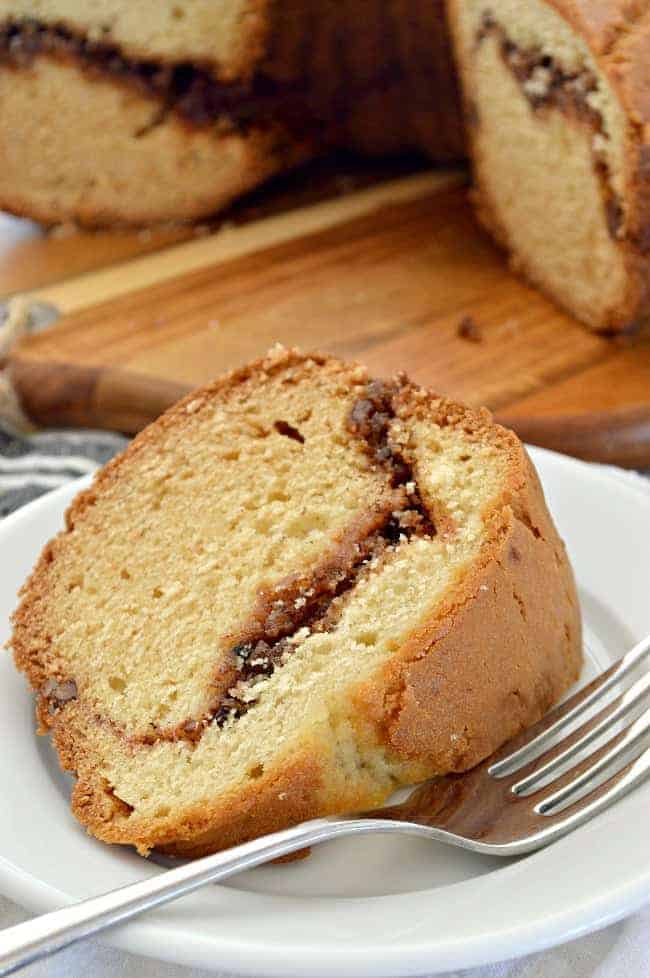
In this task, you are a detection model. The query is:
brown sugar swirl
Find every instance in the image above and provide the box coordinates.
[475,13,625,241]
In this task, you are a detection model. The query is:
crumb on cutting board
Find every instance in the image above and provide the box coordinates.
[457,315,483,343]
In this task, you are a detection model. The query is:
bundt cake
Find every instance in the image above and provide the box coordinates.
[11,347,582,857]
[1,3,649,331]
[0,1,462,225]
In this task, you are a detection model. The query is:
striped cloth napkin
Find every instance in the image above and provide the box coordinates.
[0,422,127,518]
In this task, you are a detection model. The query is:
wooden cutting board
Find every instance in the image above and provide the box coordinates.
[10,168,650,467]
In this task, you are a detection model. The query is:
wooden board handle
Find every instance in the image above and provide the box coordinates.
[4,357,649,469]
[497,408,650,470]
[4,357,191,434]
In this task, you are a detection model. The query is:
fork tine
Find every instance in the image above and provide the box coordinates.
[536,707,650,814]
[512,669,650,796]
[507,747,650,855]
[489,634,650,778]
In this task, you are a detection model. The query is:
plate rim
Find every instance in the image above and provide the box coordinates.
[0,445,649,977]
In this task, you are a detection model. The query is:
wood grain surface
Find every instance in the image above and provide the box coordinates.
[4,167,650,466]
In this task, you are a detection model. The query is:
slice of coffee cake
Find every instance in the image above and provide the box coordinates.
[11,348,581,857]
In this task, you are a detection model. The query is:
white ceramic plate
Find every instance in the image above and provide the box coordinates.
[0,447,649,977]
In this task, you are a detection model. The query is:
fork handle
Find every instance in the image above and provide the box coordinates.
[0,816,377,976]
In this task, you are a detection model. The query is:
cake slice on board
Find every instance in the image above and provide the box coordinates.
[448,0,650,332]
[11,348,581,857]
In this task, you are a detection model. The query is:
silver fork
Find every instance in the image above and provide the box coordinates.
[2,635,649,977]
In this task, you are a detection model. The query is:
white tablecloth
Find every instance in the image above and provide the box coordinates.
[2,437,648,977]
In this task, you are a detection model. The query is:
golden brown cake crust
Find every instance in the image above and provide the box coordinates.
[11,348,581,857]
